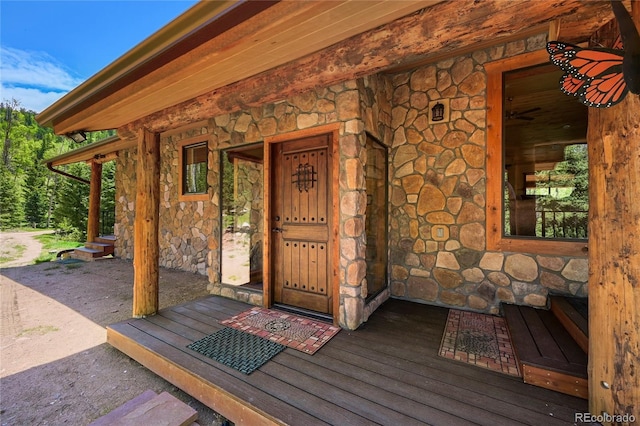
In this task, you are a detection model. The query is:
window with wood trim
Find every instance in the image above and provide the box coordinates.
[485,50,589,257]
[178,140,208,201]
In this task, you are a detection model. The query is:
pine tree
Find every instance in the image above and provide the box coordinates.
[53,162,90,239]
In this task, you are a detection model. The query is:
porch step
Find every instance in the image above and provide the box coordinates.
[503,303,588,399]
[71,247,105,260]
[88,390,198,426]
[85,241,115,255]
[550,296,588,354]
[71,236,116,261]
[96,235,116,244]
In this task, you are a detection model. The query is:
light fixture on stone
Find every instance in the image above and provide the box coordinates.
[428,99,450,125]
[431,102,445,122]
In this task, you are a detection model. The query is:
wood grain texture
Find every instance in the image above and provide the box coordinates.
[133,128,160,318]
[587,3,640,416]
[107,296,590,425]
[117,1,613,139]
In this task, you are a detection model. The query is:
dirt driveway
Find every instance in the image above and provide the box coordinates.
[0,232,227,425]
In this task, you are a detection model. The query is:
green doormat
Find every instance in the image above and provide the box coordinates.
[187,327,285,374]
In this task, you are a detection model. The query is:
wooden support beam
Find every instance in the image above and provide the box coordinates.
[133,128,160,318]
[588,2,640,419]
[86,160,102,243]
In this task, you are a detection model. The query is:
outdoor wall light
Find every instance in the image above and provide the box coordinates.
[66,131,87,143]
[431,102,445,122]
[428,99,450,124]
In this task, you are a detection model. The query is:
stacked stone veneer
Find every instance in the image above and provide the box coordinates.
[386,34,588,314]
[114,80,384,329]
[114,33,589,328]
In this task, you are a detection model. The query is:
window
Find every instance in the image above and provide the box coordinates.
[220,144,264,287]
[486,50,588,256]
[178,140,208,200]
[365,134,388,301]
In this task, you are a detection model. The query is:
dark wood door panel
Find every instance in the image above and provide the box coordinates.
[271,134,332,314]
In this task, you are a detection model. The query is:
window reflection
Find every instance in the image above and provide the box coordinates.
[183,142,207,194]
[503,64,588,240]
[221,144,264,287]
[365,135,388,300]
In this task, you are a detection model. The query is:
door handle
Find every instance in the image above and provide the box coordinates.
[271,227,283,233]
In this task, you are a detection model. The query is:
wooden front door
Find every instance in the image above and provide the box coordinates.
[270,134,332,314]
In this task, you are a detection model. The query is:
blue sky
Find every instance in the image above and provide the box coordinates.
[1,1,198,113]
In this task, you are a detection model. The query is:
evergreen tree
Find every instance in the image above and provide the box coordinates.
[0,165,24,228]
[23,163,47,227]
[53,162,90,238]
[0,99,116,232]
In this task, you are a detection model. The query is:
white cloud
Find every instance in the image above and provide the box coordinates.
[0,46,85,113]
[0,85,65,114]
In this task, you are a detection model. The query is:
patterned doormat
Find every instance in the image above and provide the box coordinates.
[439,309,521,377]
[220,307,340,354]
[187,327,285,374]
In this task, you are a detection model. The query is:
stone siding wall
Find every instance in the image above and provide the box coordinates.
[357,74,394,321]
[114,81,373,329]
[114,147,136,260]
[159,125,216,275]
[386,34,588,314]
[113,33,589,328]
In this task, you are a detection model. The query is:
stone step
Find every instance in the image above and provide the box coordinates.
[96,235,116,244]
[88,390,198,426]
[71,247,104,261]
[85,241,115,254]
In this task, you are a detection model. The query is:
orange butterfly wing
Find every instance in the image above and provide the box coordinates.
[547,41,628,107]
[582,72,628,108]
[560,75,588,97]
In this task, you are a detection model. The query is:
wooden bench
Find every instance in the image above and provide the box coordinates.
[503,302,588,399]
[88,390,199,426]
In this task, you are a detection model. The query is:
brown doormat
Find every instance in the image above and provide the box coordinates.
[439,309,521,377]
[220,307,340,354]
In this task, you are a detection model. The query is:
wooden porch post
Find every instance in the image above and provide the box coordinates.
[588,4,640,419]
[133,128,160,318]
[86,160,102,242]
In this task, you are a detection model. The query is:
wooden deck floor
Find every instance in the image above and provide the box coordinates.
[107,296,589,425]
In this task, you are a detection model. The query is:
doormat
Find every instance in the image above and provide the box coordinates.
[220,307,340,355]
[439,309,521,377]
[187,327,285,374]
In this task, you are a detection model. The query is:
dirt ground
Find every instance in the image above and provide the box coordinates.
[0,231,228,425]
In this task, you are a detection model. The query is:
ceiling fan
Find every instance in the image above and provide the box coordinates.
[505,97,541,121]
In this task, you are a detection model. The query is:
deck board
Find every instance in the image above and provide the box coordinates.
[107,297,589,425]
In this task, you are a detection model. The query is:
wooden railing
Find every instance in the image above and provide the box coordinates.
[101,209,115,236]
[538,209,588,239]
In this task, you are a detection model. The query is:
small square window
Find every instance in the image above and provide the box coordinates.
[179,140,208,201]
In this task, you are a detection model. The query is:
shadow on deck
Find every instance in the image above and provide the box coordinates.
[107,297,588,425]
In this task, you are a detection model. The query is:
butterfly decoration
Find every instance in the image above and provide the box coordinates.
[546,0,640,108]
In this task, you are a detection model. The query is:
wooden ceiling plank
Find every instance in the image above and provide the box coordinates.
[55,2,433,133]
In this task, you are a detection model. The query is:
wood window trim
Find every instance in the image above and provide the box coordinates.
[485,50,588,257]
[177,137,209,202]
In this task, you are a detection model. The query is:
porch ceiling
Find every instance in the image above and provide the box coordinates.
[37,0,438,135]
[37,0,616,137]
